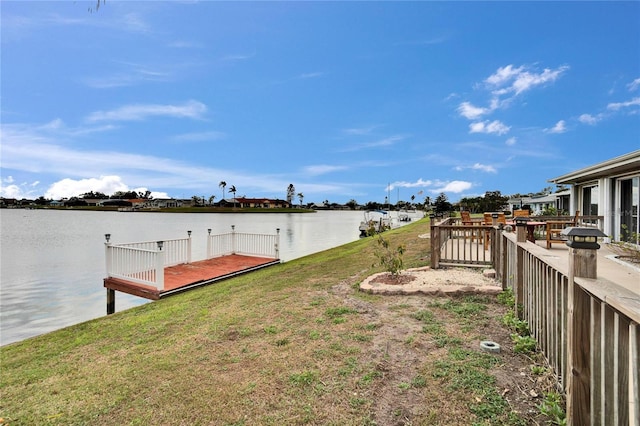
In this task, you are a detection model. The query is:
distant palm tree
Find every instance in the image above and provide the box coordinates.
[208,195,216,206]
[219,181,227,200]
[229,185,237,208]
[297,192,304,207]
[287,184,295,206]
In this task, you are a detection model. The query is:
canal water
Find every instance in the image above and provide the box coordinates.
[0,209,417,346]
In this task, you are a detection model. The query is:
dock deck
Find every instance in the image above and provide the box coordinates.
[104,254,280,300]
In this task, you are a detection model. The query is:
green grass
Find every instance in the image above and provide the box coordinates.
[0,218,544,425]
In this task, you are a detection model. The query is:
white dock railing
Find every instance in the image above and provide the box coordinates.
[105,228,280,291]
[207,226,280,259]
[104,232,192,290]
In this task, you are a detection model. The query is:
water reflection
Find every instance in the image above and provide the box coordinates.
[1,209,414,345]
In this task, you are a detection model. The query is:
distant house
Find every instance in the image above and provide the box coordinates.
[507,190,571,215]
[152,198,181,208]
[549,149,640,242]
[0,198,18,208]
[233,197,290,208]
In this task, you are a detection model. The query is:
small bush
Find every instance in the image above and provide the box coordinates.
[512,334,537,354]
[374,236,405,276]
[539,392,566,425]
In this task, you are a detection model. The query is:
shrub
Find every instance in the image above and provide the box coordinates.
[374,236,405,276]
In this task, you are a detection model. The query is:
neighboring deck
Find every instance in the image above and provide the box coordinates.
[103,227,281,306]
[104,254,280,300]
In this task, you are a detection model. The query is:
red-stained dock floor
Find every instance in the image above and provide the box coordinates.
[104,254,280,300]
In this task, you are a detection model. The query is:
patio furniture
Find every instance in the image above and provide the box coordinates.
[461,211,473,225]
[482,212,506,248]
[513,209,529,217]
[546,211,581,249]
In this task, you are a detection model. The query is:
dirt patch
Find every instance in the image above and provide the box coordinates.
[360,266,503,296]
[330,270,557,425]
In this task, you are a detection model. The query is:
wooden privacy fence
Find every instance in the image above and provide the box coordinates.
[430,219,639,424]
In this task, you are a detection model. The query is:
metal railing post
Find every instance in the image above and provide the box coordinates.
[275,228,280,259]
[187,230,192,263]
[231,225,236,254]
[156,241,165,290]
[104,233,112,277]
[207,228,212,259]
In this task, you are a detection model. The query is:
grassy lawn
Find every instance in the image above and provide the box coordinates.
[0,219,557,425]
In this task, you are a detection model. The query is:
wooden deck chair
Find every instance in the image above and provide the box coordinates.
[513,209,529,218]
[546,211,580,249]
[481,213,506,248]
[461,211,473,225]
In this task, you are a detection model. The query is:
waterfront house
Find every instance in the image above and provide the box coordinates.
[233,197,291,208]
[549,149,640,242]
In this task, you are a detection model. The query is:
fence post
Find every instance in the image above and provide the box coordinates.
[207,228,212,259]
[107,288,115,315]
[156,241,165,290]
[515,244,524,313]
[275,228,280,259]
[430,215,440,269]
[564,228,606,425]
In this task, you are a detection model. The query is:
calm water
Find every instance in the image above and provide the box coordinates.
[0,209,415,346]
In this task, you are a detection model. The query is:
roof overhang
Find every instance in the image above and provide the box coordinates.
[548,150,640,185]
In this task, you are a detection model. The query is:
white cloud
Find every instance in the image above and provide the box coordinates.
[0,176,40,199]
[547,120,567,134]
[387,178,473,195]
[486,64,569,96]
[388,178,434,191]
[343,125,380,136]
[505,137,517,146]
[627,78,640,92]
[485,65,524,86]
[342,134,407,151]
[303,165,348,176]
[86,100,207,122]
[607,97,640,111]
[455,163,497,173]
[172,131,226,142]
[469,120,510,135]
[578,113,601,125]
[44,176,129,199]
[457,102,491,120]
[432,180,473,193]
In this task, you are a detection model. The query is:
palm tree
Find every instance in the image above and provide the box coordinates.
[219,181,227,201]
[286,184,295,206]
[229,185,237,208]
[297,192,304,207]
[208,195,216,206]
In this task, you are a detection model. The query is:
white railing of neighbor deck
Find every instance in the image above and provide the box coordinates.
[206,226,280,260]
[105,233,193,290]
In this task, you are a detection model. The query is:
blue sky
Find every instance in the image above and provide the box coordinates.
[2,1,639,205]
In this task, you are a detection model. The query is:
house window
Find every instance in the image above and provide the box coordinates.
[582,185,599,225]
[619,177,639,243]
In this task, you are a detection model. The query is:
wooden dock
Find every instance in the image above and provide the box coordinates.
[104,254,280,301]
[103,227,281,313]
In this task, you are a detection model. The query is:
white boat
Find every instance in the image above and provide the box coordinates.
[359,210,392,237]
[398,211,411,222]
